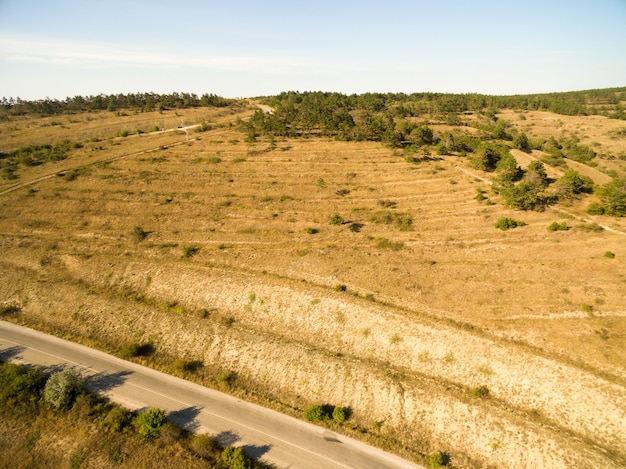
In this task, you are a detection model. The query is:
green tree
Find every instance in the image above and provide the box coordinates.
[513,132,531,152]
[316,177,326,200]
[556,169,593,199]
[0,362,46,414]
[597,178,626,216]
[469,144,503,172]
[524,160,550,189]
[221,446,248,469]
[134,407,165,441]
[43,369,83,410]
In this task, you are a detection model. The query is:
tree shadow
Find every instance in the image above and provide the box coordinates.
[0,345,25,361]
[40,363,68,376]
[84,370,133,393]
[241,444,272,459]
[215,430,240,447]
[183,360,204,373]
[167,406,203,432]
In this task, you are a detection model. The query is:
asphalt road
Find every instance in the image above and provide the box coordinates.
[0,321,423,469]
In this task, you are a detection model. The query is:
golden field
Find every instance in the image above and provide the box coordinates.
[1,101,625,468]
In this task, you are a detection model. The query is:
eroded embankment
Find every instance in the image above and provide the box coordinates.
[1,252,625,468]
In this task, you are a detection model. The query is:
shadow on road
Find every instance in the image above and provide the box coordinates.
[0,345,25,361]
[167,405,203,432]
[242,443,272,460]
[85,370,133,393]
[215,430,240,447]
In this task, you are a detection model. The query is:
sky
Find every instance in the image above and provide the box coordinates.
[0,0,625,100]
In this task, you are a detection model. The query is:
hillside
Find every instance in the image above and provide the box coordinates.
[1,92,625,468]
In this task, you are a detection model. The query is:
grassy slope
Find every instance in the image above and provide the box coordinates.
[1,103,625,468]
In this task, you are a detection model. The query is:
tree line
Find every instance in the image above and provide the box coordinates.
[0,92,235,116]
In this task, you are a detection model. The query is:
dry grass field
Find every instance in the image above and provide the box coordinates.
[1,101,625,468]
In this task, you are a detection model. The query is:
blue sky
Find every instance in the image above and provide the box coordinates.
[0,0,625,100]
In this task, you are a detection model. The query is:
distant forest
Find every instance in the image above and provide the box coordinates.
[1,87,625,120]
[0,92,234,115]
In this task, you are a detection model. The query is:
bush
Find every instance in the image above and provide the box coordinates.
[134,407,165,441]
[471,385,490,398]
[547,221,569,231]
[586,201,606,215]
[604,251,615,259]
[329,213,344,225]
[44,369,83,410]
[159,421,183,444]
[334,284,347,292]
[429,451,445,468]
[494,217,526,230]
[132,226,148,242]
[120,342,154,359]
[375,237,404,250]
[101,406,133,432]
[190,433,219,458]
[332,406,346,423]
[182,245,200,258]
[220,446,247,469]
[303,404,327,422]
[0,362,46,414]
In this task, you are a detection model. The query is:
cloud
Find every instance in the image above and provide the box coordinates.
[0,35,357,75]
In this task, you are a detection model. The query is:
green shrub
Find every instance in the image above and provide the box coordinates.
[429,451,445,468]
[375,237,404,250]
[0,362,46,413]
[217,370,237,387]
[134,407,165,441]
[69,449,87,469]
[471,385,490,398]
[182,245,200,258]
[101,406,133,432]
[332,406,346,423]
[329,213,344,225]
[547,221,569,231]
[334,284,347,292]
[604,251,615,258]
[120,342,154,359]
[303,404,327,422]
[43,369,83,410]
[586,202,606,215]
[190,433,218,458]
[494,217,526,230]
[132,226,148,242]
[581,304,594,314]
[220,446,247,469]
